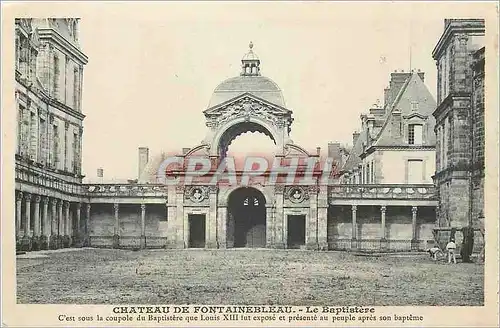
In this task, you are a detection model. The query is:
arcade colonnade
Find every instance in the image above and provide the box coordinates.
[78,184,438,252]
[15,191,89,251]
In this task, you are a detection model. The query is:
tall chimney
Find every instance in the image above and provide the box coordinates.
[138,147,149,179]
[328,142,341,166]
[352,132,360,146]
[389,72,412,103]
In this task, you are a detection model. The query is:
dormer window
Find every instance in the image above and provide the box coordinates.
[411,101,419,111]
[408,124,423,145]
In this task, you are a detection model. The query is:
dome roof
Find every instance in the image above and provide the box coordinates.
[208,75,285,108]
[242,51,259,61]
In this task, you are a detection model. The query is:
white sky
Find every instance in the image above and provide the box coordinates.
[76,2,481,182]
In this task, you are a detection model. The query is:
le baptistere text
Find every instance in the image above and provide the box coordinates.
[57,306,424,324]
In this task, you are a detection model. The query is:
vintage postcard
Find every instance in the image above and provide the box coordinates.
[1,1,499,327]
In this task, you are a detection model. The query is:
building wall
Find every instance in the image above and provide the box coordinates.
[372,149,435,184]
[327,205,436,251]
[433,19,485,235]
[15,18,86,178]
[89,203,169,248]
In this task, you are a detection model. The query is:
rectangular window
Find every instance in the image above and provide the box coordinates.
[371,161,375,183]
[17,106,23,154]
[53,55,59,98]
[408,124,423,145]
[39,118,46,163]
[30,112,36,159]
[407,159,424,184]
[73,131,78,173]
[53,125,59,168]
[411,101,419,111]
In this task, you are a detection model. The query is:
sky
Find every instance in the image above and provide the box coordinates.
[76,2,482,182]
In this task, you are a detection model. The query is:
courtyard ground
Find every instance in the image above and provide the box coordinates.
[16,248,483,305]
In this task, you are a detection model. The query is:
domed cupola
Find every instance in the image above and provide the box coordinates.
[207,42,286,108]
[241,41,260,76]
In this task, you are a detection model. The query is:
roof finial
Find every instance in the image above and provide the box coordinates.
[249,41,254,50]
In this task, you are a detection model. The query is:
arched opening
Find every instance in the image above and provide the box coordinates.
[227,187,266,248]
[218,121,276,159]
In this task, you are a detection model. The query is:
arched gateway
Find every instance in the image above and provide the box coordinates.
[164,42,328,250]
[228,187,267,248]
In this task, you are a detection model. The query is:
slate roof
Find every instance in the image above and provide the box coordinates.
[208,76,286,109]
[373,73,437,147]
[341,72,437,173]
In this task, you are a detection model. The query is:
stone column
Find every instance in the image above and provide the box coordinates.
[217,202,227,249]
[85,203,91,246]
[351,205,357,250]
[380,205,387,250]
[63,201,70,247]
[165,186,177,249]
[307,186,319,250]
[57,200,63,248]
[50,198,58,249]
[32,195,41,250]
[16,192,22,239]
[317,185,328,251]
[175,186,185,248]
[20,193,32,251]
[24,193,32,236]
[41,196,49,249]
[75,203,81,246]
[140,204,146,249]
[411,206,418,251]
[207,186,218,248]
[265,204,274,248]
[113,203,120,248]
[274,185,285,249]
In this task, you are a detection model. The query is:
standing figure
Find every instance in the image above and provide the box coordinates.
[446,239,457,264]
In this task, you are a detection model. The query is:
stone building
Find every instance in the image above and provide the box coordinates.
[431,19,485,248]
[14,22,440,252]
[15,18,88,251]
[335,70,438,250]
[84,43,437,251]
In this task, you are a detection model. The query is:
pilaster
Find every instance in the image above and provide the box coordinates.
[273,185,285,249]
[306,186,319,250]
[113,203,120,248]
[351,205,358,250]
[411,206,418,251]
[206,186,218,248]
[140,204,146,249]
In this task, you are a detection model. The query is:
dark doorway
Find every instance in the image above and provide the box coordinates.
[287,215,306,249]
[228,187,266,248]
[188,214,206,248]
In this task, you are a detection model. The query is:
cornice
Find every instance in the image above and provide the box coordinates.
[16,80,86,121]
[432,20,485,60]
[37,28,88,65]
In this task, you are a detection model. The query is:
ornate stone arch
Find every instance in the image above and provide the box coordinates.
[202,94,293,158]
[219,185,274,207]
[209,115,282,158]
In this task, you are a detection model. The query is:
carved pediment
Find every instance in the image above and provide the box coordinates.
[403,112,428,120]
[204,93,292,129]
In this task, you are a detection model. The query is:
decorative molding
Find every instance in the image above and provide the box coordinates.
[274,185,285,193]
[285,186,309,203]
[185,186,208,203]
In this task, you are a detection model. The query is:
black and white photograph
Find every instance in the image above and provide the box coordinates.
[1,2,498,327]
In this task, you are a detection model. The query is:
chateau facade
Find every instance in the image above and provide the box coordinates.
[15,19,88,251]
[431,19,485,246]
[14,19,484,254]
